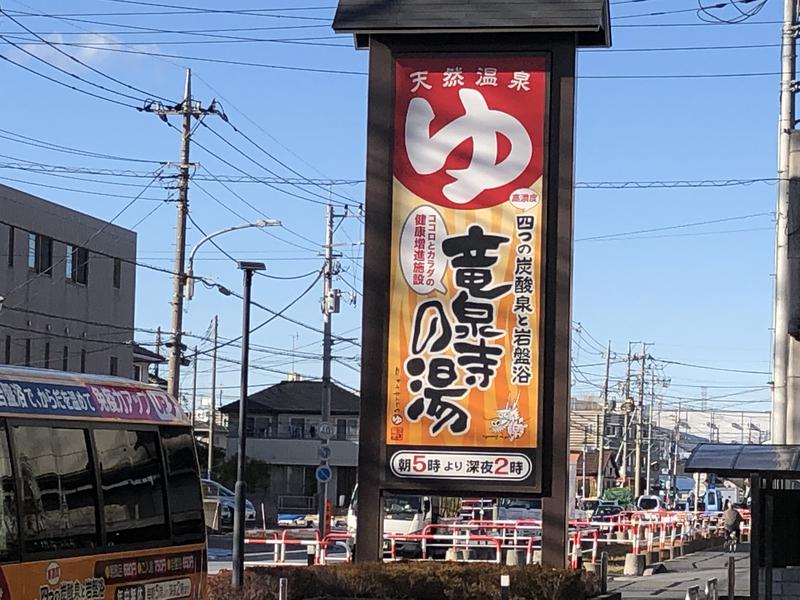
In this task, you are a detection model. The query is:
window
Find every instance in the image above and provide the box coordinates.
[80,349,86,373]
[28,233,53,275]
[7,225,14,267]
[62,346,68,371]
[14,425,99,553]
[133,365,142,381]
[65,244,73,279]
[24,339,30,367]
[113,257,121,289]
[93,428,167,546]
[336,419,347,440]
[290,417,305,439]
[0,423,19,562]
[44,342,50,369]
[27,233,35,269]
[65,245,89,285]
[3,336,9,364]
[160,426,204,543]
[109,356,118,376]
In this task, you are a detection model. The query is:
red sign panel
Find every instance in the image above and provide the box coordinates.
[393,57,547,211]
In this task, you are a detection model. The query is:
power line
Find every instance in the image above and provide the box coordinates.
[575,211,772,242]
[0,175,173,201]
[0,52,138,108]
[0,29,147,103]
[0,8,174,103]
[18,40,787,81]
[0,322,134,346]
[1,32,348,48]
[194,167,321,252]
[656,358,771,376]
[5,6,331,20]
[197,120,349,206]
[183,123,344,208]
[0,128,162,163]
[218,118,355,204]
[189,269,323,359]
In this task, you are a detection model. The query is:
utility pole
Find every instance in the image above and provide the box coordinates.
[596,341,611,496]
[317,203,340,538]
[620,343,632,487]
[155,327,162,379]
[191,345,198,430]
[645,369,655,496]
[143,68,221,399]
[773,0,797,445]
[207,315,218,478]
[672,402,682,504]
[634,349,646,499]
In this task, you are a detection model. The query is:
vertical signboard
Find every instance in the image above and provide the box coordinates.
[385,56,548,493]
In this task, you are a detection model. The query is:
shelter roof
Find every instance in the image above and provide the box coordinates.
[685,443,800,477]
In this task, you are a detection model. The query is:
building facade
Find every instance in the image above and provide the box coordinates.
[222,379,359,518]
[0,185,137,377]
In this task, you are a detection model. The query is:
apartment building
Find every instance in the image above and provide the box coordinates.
[0,184,137,376]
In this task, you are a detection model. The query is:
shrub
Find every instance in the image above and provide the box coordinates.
[207,562,599,600]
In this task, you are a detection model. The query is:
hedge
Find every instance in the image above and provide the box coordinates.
[208,562,599,600]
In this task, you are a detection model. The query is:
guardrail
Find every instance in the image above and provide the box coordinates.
[242,508,749,570]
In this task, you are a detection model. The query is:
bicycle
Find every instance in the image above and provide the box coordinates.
[723,529,738,554]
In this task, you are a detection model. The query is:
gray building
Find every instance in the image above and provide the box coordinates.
[0,184,137,377]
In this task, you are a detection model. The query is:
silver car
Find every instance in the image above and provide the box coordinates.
[201,478,256,527]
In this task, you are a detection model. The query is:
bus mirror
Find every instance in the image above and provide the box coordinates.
[339,494,346,507]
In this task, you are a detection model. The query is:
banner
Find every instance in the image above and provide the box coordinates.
[0,378,187,423]
[386,56,548,483]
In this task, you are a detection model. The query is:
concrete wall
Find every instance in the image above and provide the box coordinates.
[0,185,136,377]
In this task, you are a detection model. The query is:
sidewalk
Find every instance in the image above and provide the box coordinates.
[609,544,749,599]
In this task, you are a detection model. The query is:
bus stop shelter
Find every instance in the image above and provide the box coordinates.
[685,443,800,600]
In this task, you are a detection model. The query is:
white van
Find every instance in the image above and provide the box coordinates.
[637,495,666,512]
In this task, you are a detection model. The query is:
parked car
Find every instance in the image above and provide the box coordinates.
[593,504,624,522]
[636,495,666,512]
[277,513,311,528]
[202,478,257,528]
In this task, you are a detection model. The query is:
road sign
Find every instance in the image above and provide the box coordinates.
[316,464,333,483]
[317,421,335,441]
[318,445,332,461]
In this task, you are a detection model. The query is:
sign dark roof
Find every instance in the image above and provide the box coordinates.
[332,0,611,47]
[219,380,360,416]
[685,443,800,477]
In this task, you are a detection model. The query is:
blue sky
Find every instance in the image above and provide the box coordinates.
[0,0,781,421]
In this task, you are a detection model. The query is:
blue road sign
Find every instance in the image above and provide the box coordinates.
[316,464,333,483]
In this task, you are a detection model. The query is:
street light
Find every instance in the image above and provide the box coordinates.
[186,219,280,300]
[232,260,266,589]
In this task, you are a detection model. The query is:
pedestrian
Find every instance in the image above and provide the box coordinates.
[722,501,742,553]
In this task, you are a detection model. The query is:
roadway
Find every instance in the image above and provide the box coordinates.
[207,531,348,573]
[609,545,750,599]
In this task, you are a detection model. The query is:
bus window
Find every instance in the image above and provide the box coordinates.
[94,428,168,546]
[161,426,204,544]
[14,425,98,553]
[0,423,18,562]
